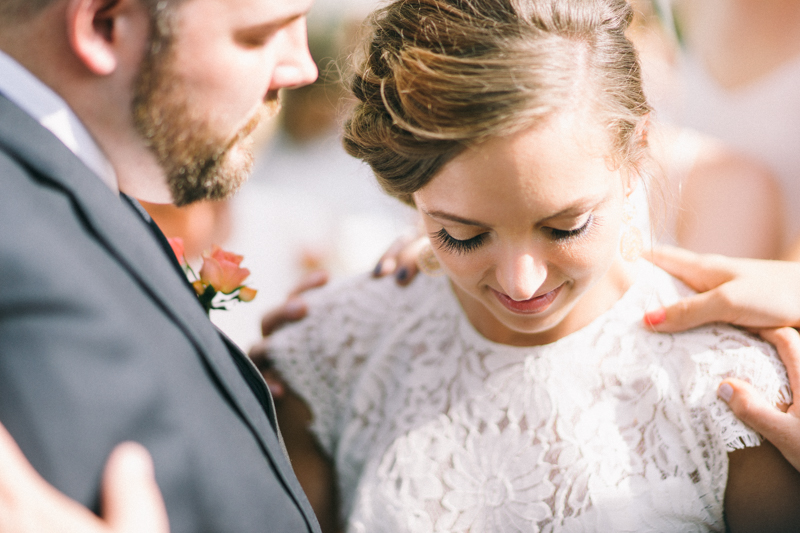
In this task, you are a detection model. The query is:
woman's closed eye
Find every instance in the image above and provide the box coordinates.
[432,228,487,255]
[548,215,595,241]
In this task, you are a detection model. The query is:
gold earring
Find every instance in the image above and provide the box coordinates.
[417,242,443,276]
[620,196,643,262]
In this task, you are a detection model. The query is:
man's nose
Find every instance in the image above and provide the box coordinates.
[269,17,319,91]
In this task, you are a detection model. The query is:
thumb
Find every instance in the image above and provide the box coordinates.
[643,290,727,333]
[102,442,169,533]
[718,379,800,471]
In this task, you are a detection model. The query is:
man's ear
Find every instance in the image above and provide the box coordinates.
[66,0,139,75]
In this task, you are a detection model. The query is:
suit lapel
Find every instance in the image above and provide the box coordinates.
[0,95,315,525]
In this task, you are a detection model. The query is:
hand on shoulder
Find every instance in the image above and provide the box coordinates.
[643,246,800,477]
[643,246,800,332]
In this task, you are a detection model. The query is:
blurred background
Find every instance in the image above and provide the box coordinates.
[141,0,800,350]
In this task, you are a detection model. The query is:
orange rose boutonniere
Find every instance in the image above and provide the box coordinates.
[167,238,257,314]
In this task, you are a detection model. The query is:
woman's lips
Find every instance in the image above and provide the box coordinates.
[492,284,563,314]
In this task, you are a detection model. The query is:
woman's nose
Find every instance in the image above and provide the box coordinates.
[496,252,547,301]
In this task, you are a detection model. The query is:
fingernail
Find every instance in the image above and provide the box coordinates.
[395,267,408,282]
[372,261,383,277]
[717,383,734,403]
[644,308,666,327]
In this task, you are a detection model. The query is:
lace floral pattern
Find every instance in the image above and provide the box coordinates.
[270,261,790,532]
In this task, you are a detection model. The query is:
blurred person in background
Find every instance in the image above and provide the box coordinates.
[625,0,784,259]
[139,199,233,260]
[647,0,800,256]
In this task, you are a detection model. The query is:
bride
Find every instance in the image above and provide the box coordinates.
[267,0,800,531]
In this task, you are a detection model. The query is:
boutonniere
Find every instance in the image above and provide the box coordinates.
[168,237,257,314]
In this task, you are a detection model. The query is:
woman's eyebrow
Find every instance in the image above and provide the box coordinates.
[539,194,609,222]
[422,209,490,228]
[423,194,608,227]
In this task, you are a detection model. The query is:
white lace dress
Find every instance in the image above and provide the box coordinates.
[270,261,790,532]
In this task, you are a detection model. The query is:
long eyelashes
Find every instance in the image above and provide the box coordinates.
[549,215,595,241]
[432,215,596,255]
[432,228,487,255]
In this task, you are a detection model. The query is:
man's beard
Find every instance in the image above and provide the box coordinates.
[131,18,279,206]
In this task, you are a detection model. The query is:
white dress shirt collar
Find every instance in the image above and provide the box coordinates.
[0,50,118,193]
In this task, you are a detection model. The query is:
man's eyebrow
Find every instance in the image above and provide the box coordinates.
[236,12,306,35]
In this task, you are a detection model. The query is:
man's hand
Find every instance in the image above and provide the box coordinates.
[643,245,800,332]
[0,423,169,533]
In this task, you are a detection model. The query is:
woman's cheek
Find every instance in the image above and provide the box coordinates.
[439,252,487,286]
[553,239,613,282]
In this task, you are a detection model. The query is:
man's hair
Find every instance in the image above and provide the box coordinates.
[0,0,176,24]
[0,0,54,21]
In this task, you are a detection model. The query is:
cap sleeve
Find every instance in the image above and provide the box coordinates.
[682,328,791,452]
[268,274,403,456]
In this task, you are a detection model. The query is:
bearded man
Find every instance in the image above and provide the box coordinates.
[0,0,320,531]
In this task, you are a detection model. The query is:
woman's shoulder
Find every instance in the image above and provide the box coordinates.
[638,261,782,369]
[634,262,790,449]
[310,269,446,305]
[267,272,455,455]
[269,271,454,366]
[299,271,451,329]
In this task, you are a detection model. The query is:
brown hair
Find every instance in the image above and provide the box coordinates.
[343,0,651,205]
[0,0,52,21]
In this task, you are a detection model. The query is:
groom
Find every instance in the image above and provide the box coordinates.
[0,0,319,531]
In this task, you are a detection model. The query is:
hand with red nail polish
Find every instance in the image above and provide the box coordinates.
[643,245,800,332]
[643,245,800,474]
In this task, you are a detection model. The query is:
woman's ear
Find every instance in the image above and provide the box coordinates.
[623,113,650,196]
[66,0,140,75]
[622,165,641,198]
[635,112,651,151]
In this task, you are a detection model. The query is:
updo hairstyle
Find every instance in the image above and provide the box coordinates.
[343,0,651,206]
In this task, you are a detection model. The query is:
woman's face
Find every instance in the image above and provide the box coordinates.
[413,110,637,346]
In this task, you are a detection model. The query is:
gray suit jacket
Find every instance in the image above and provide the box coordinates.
[0,94,321,533]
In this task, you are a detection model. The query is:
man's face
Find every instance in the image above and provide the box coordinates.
[132,0,317,206]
